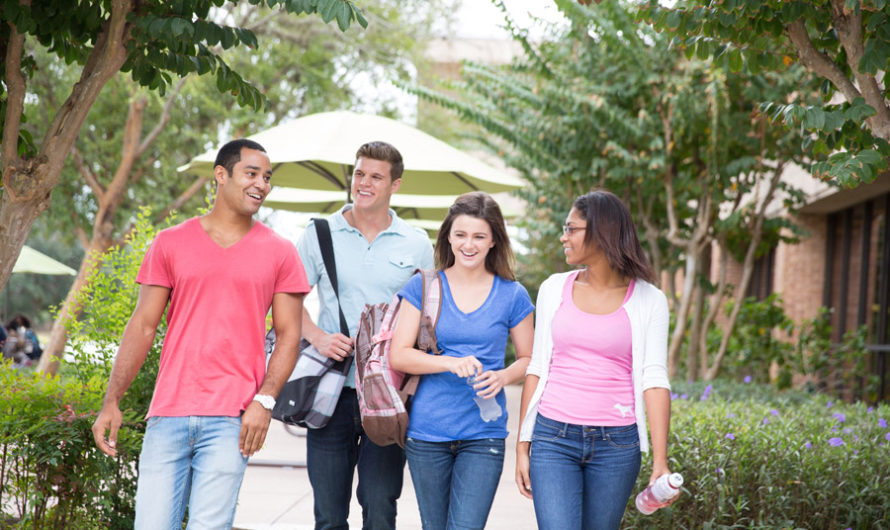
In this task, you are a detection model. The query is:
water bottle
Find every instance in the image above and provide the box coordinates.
[467,375,502,422]
[635,472,683,515]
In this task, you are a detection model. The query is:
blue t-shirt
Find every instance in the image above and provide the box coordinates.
[398,271,534,442]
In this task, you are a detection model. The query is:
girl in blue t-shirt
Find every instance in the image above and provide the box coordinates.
[391,191,534,530]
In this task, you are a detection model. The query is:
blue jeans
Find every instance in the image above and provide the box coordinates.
[405,437,505,530]
[134,415,248,530]
[306,388,406,530]
[529,414,641,530]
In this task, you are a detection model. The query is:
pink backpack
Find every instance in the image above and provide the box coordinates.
[354,270,442,448]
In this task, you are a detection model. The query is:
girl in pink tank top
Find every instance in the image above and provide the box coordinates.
[515,190,674,530]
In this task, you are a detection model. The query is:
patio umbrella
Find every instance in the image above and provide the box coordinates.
[178,111,524,197]
[12,246,76,276]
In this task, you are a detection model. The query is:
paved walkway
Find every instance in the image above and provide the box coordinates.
[233,384,537,529]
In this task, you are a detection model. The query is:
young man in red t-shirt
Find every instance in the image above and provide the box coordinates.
[92,139,309,529]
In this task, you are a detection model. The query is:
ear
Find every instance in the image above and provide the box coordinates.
[213,164,228,187]
[390,177,402,194]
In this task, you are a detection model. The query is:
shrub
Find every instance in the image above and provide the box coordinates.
[0,210,168,528]
[622,380,890,528]
[0,362,142,529]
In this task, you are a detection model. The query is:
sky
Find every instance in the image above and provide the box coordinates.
[452,0,566,40]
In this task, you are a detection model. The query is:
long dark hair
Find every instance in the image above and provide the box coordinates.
[573,189,654,283]
[435,192,515,281]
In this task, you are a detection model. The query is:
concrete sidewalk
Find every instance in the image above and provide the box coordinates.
[233,384,537,530]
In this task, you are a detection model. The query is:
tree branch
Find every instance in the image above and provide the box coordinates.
[138,77,187,155]
[1,18,28,191]
[786,19,862,105]
[38,0,133,189]
[156,175,210,222]
[71,147,105,199]
[829,0,890,141]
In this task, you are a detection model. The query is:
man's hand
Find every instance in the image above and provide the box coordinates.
[239,401,272,457]
[92,403,123,457]
[313,332,354,361]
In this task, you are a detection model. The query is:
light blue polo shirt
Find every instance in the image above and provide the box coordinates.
[296,205,434,387]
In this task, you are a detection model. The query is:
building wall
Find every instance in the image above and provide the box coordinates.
[775,213,827,326]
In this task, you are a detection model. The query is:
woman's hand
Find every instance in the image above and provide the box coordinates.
[472,369,508,399]
[515,441,533,499]
[448,355,483,378]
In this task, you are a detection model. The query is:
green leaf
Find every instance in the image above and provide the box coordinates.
[319,0,339,23]
[335,2,351,31]
[728,48,743,72]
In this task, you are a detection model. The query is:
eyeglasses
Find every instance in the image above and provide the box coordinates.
[562,224,586,236]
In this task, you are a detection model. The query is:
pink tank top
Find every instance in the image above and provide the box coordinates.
[537,270,635,426]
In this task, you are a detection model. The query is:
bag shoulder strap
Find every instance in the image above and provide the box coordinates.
[313,218,349,337]
[418,269,442,354]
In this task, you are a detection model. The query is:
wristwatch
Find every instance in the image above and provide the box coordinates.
[252,394,276,411]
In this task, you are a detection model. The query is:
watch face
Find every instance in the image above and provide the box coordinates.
[255,395,276,410]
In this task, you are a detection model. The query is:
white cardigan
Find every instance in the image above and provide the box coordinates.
[519,271,671,453]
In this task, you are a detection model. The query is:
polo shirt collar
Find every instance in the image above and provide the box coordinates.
[332,204,407,237]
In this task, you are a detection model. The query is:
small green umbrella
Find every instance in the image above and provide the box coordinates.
[12,246,76,276]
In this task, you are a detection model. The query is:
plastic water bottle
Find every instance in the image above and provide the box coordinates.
[635,472,683,514]
[467,375,502,422]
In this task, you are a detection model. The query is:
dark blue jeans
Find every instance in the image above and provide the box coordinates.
[529,414,641,530]
[306,388,406,530]
[405,437,505,530]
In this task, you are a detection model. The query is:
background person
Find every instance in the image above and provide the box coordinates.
[390,191,534,530]
[91,139,309,529]
[297,141,434,530]
[515,189,672,530]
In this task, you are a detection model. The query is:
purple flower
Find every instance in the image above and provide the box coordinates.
[804,441,812,449]
[833,412,846,423]
[715,467,725,476]
[700,384,713,401]
[726,412,736,418]
[868,406,874,413]
[770,409,780,416]
[762,418,771,425]
[725,433,735,440]
[743,375,751,384]
[827,401,834,409]
[670,392,679,400]
[879,418,887,429]
[828,437,844,446]
[885,432,890,442]
[680,393,688,400]
[843,428,852,434]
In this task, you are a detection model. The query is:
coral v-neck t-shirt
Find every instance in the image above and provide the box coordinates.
[137,217,309,417]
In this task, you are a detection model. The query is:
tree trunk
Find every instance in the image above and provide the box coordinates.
[667,251,699,377]
[35,236,111,374]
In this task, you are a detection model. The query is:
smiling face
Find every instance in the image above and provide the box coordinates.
[560,208,597,266]
[447,214,495,271]
[351,157,401,213]
[215,147,272,217]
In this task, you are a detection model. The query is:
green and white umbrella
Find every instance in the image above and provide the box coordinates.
[178,111,524,197]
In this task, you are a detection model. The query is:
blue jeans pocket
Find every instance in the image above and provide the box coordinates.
[605,424,640,449]
[531,416,564,442]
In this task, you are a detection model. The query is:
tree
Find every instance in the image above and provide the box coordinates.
[408,0,816,379]
[0,0,368,296]
[22,1,449,374]
[639,0,890,187]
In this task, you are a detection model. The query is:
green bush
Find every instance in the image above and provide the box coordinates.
[0,362,141,529]
[623,380,890,528]
[1,210,168,528]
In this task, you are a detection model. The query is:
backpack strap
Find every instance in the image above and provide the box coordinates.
[417,269,442,355]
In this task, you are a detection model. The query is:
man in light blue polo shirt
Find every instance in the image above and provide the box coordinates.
[297,141,434,530]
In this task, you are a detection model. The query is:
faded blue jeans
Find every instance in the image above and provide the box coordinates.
[134,415,248,530]
[405,437,505,530]
[306,388,406,530]
[529,414,641,530]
